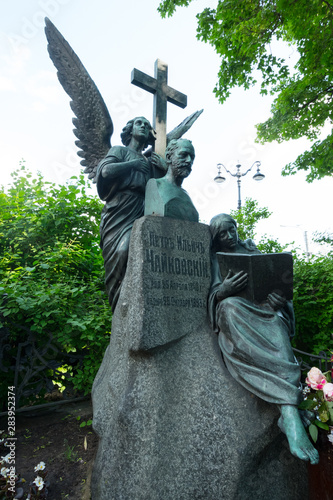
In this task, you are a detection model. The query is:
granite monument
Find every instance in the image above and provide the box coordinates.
[44,18,310,499]
[91,158,309,499]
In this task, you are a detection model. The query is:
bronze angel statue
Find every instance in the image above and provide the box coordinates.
[44,18,202,312]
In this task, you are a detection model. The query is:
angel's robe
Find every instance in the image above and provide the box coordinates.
[208,243,302,407]
[96,145,154,311]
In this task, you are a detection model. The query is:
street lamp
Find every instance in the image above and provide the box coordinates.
[214,161,265,210]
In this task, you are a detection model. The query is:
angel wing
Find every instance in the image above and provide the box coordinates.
[143,110,204,158]
[45,17,113,182]
[166,109,203,142]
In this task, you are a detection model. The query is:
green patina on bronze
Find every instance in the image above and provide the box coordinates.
[209,213,319,465]
[145,138,199,222]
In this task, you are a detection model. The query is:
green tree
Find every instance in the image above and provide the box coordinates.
[158,0,333,181]
[230,197,288,252]
[230,198,271,240]
[0,165,110,406]
[313,231,333,247]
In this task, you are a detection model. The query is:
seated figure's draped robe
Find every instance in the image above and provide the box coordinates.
[208,243,302,407]
[96,146,152,311]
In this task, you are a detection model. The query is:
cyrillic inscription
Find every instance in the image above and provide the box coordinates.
[144,230,209,309]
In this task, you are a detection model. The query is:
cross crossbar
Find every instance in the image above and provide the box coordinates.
[131,59,187,155]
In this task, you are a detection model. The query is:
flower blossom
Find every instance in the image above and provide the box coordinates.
[1,467,9,477]
[306,367,327,390]
[33,476,45,491]
[34,461,46,472]
[0,454,11,464]
[323,383,333,402]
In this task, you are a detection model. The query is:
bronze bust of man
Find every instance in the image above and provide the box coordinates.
[144,138,199,223]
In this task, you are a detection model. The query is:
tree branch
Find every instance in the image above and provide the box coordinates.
[297,85,333,113]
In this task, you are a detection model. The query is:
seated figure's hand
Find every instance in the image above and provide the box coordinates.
[267,292,287,311]
[216,270,248,301]
[151,152,167,173]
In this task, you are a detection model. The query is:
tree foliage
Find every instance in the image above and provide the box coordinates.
[292,251,333,355]
[230,198,271,240]
[158,0,333,181]
[313,230,333,247]
[0,166,110,405]
[230,197,288,252]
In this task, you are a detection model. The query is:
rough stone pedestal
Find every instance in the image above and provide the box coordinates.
[92,216,307,500]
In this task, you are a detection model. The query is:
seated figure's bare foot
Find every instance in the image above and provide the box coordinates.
[278,405,319,465]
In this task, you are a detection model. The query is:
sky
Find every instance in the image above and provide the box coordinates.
[1,0,332,255]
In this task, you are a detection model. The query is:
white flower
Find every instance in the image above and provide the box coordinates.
[1,454,11,464]
[1,467,10,477]
[302,385,310,395]
[328,434,333,444]
[33,476,44,491]
[34,461,46,472]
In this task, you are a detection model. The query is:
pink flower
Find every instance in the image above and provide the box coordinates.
[323,383,333,402]
[306,367,327,390]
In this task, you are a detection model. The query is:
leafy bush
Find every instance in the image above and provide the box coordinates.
[292,252,333,354]
[0,165,111,407]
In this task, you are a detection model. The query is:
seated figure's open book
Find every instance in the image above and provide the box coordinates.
[216,252,293,305]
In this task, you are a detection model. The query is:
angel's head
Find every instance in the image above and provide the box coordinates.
[121,117,156,149]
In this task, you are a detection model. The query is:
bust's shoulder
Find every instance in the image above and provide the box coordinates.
[149,177,170,193]
[154,177,164,186]
[146,178,160,192]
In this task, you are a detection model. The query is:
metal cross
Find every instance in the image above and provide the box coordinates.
[131,59,187,156]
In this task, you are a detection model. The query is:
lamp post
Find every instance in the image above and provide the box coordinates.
[280,225,311,262]
[214,161,265,209]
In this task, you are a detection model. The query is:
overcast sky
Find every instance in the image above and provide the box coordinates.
[1,0,332,254]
